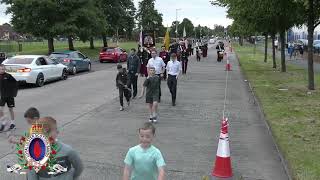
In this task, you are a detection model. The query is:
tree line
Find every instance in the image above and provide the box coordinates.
[1,0,227,55]
[212,0,320,90]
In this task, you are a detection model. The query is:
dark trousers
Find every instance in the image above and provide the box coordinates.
[119,87,130,107]
[156,74,162,99]
[167,75,177,103]
[128,73,138,97]
[197,55,201,61]
[182,60,188,74]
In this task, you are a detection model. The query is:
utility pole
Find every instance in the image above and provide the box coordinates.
[176,8,181,39]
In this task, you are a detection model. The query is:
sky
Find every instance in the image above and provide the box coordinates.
[134,0,233,28]
[0,0,233,28]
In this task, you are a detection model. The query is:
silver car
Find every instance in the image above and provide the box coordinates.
[2,55,68,87]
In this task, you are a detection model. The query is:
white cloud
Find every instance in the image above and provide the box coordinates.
[134,0,232,28]
[0,4,11,24]
[0,1,233,27]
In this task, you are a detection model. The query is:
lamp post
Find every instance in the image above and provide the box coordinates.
[175,8,181,39]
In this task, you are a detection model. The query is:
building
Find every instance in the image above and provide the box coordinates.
[288,25,320,42]
[0,23,22,40]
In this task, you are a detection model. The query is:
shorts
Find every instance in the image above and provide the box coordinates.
[0,97,15,108]
[146,95,159,104]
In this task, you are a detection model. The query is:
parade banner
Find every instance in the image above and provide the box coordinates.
[142,30,155,48]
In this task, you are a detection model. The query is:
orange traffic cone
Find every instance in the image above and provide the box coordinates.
[225,59,232,71]
[212,117,233,178]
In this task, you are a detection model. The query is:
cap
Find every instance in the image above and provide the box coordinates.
[117,64,122,69]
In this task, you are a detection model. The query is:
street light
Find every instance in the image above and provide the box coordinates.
[175,8,182,39]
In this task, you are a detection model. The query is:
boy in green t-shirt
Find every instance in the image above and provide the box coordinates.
[123,122,166,180]
[138,67,160,123]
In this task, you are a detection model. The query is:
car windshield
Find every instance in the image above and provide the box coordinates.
[103,48,115,52]
[5,57,34,64]
[314,41,320,45]
[49,53,70,59]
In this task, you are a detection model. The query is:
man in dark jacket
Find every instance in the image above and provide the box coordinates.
[0,64,18,132]
[127,48,140,98]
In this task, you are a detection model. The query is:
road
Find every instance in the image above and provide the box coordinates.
[0,45,289,180]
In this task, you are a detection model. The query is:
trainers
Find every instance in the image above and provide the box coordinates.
[153,116,158,123]
[120,106,124,111]
[127,101,130,107]
[9,124,15,130]
[149,117,153,122]
[0,124,5,132]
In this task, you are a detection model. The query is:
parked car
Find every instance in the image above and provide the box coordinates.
[99,47,127,63]
[314,43,320,50]
[2,55,68,87]
[313,40,320,46]
[49,50,91,75]
[297,39,308,46]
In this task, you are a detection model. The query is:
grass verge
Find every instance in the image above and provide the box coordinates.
[235,43,320,180]
[4,41,141,60]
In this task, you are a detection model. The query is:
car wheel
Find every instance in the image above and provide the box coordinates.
[87,63,91,71]
[100,60,103,63]
[61,69,68,80]
[72,66,77,75]
[36,73,45,87]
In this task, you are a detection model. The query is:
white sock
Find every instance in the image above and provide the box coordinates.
[149,114,153,119]
[10,120,14,125]
[153,112,157,118]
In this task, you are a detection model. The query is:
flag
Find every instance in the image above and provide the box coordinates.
[183,26,186,38]
[139,26,143,49]
[164,27,170,51]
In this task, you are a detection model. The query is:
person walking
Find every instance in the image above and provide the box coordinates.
[166,53,182,106]
[116,64,131,111]
[138,67,161,122]
[0,64,18,132]
[122,122,166,180]
[180,49,188,74]
[127,48,140,99]
[137,47,150,77]
[159,46,169,80]
[147,50,165,102]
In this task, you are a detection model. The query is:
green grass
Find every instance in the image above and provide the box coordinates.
[1,40,164,59]
[1,41,142,60]
[235,43,320,180]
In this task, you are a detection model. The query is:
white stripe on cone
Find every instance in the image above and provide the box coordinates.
[216,133,230,157]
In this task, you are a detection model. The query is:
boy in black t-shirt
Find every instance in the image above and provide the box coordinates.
[139,67,160,123]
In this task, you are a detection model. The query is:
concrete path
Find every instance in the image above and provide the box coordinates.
[0,44,289,179]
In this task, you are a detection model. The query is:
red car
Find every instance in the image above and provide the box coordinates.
[99,47,127,63]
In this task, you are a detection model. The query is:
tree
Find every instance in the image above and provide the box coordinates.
[136,0,164,34]
[101,0,136,47]
[2,0,60,54]
[298,0,320,90]
[212,25,225,37]
[76,0,107,49]
[211,0,302,72]
[177,18,194,38]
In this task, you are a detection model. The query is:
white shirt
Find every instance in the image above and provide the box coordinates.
[147,57,165,74]
[274,40,278,46]
[166,60,182,76]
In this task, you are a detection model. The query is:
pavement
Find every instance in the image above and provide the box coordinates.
[258,43,320,73]
[0,44,289,179]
